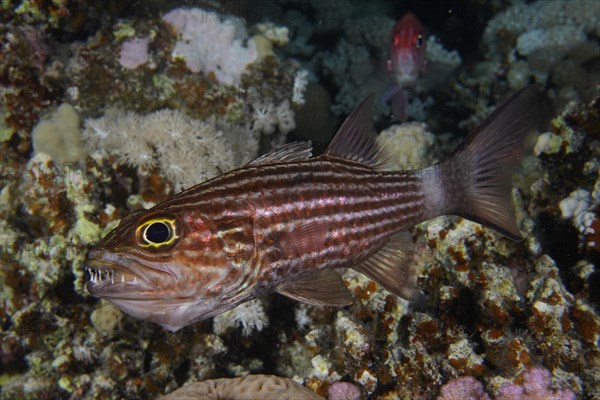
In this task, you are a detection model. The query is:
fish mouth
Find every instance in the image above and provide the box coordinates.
[85,250,162,299]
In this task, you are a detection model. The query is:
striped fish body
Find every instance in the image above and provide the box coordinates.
[86,86,542,331]
[164,158,425,295]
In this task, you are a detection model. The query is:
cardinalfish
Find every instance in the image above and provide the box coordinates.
[86,86,541,332]
[382,12,426,121]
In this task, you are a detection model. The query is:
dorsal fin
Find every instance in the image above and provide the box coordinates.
[324,94,392,170]
[246,141,312,166]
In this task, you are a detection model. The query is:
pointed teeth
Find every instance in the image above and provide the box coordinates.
[115,271,136,283]
[87,269,136,284]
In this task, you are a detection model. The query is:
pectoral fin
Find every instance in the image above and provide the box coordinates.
[354,231,423,301]
[279,221,331,258]
[277,270,353,307]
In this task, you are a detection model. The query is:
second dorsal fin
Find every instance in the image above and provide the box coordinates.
[323,94,392,170]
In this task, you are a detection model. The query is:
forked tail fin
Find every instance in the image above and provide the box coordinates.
[422,85,543,240]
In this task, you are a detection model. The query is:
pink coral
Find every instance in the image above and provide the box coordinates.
[119,36,150,69]
[327,382,361,400]
[437,376,491,400]
[437,368,576,400]
[162,7,257,85]
[496,368,576,400]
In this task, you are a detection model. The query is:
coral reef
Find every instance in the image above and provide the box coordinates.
[1,1,600,399]
[63,6,302,147]
[1,2,305,397]
[483,0,599,108]
[1,23,62,142]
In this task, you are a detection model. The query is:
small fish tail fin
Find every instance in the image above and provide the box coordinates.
[422,85,543,240]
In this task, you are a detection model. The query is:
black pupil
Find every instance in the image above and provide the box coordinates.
[146,222,170,243]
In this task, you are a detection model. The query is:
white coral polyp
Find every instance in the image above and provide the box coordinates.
[276,100,295,134]
[250,100,296,135]
[127,149,156,171]
[81,109,245,192]
[163,7,258,85]
[292,69,309,105]
[86,119,111,139]
[213,299,268,336]
[251,102,277,135]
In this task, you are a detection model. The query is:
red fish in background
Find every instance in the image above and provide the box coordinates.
[382,12,427,120]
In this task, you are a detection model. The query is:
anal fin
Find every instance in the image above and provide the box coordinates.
[277,270,353,307]
[354,231,423,301]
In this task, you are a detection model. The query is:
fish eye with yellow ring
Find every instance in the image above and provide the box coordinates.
[136,217,180,249]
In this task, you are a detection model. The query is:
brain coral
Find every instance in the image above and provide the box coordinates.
[161,374,323,400]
